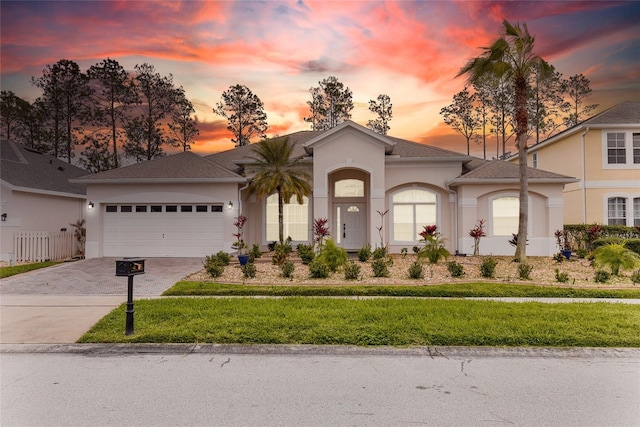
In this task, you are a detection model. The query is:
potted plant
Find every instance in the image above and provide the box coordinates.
[555,229,572,259]
[232,215,250,265]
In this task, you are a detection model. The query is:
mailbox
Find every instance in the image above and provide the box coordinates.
[115,258,146,276]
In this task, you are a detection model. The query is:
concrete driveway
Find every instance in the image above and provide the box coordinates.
[0,258,204,344]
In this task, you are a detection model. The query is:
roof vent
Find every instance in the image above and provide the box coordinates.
[58,166,64,171]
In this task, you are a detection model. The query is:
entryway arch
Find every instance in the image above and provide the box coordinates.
[328,169,370,250]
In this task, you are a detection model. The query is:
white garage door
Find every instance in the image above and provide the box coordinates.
[103,203,225,257]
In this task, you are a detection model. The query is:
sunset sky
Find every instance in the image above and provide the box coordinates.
[1,0,638,157]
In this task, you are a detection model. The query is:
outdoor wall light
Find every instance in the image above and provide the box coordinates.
[1,213,6,221]
[88,201,94,210]
[228,201,233,210]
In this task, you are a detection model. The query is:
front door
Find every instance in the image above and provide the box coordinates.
[335,203,365,250]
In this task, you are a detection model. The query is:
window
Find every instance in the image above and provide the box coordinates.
[635,198,640,227]
[266,194,309,241]
[196,205,207,212]
[492,197,519,236]
[181,205,192,212]
[532,152,538,169]
[335,179,364,197]
[150,205,162,212]
[106,205,117,213]
[136,206,147,212]
[633,133,640,164]
[607,197,626,225]
[120,205,132,213]
[607,133,626,164]
[391,188,437,242]
[211,205,223,212]
[165,205,177,213]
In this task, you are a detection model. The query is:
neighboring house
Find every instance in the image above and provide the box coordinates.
[74,121,575,259]
[511,101,640,226]
[0,140,87,262]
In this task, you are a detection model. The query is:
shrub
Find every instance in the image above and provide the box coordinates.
[272,239,293,266]
[371,258,390,277]
[593,236,624,249]
[280,260,295,278]
[575,248,589,259]
[417,225,450,264]
[317,239,348,272]
[518,263,533,280]
[296,243,315,265]
[372,246,387,260]
[479,256,497,278]
[554,269,569,283]
[214,251,231,266]
[594,243,640,275]
[631,269,640,285]
[249,244,262,260]
[553,252,564,263]
[623,238,640,255]
[408,261,424,279]
[358,244,372,262]
[204,255,225,278]
[344,261,361,280]
[446,260,464,278]
[241,262,256,279]
[400,247,408,258]
[308,259,330,279]
[594,270,610,283]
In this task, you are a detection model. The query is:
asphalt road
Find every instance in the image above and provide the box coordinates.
[1,346,638,427]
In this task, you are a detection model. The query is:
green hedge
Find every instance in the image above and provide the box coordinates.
[564,224,640,251]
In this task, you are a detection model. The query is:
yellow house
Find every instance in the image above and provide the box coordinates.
[511,101,639,226]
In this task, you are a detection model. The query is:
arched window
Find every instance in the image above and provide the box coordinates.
[492,197,519,236]
[391,188,437,242]
[265,194,309,241]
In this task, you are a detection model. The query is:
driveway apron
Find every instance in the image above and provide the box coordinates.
[0,258,204,344]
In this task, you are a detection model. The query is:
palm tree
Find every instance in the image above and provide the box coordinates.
[245,137,312,244]
[457,20,553,263]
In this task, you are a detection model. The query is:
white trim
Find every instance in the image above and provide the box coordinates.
[0,180,86,200]
[601,130,640,169]
[388,186,440,245]
[602,192,640,226]
[585,180,640,189]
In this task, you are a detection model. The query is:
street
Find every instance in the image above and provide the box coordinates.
[1,346,638,426]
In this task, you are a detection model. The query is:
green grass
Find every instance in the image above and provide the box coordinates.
[78,298,640,347]
[163,281,640,299]
[0,261,60,278]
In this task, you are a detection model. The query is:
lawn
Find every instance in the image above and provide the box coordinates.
[0,261,60,278]
[164,281,640,298]
[78,297,640,347]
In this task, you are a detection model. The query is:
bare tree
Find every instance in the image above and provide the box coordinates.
[560,74,598,127]
[304,76,353,131]
[214,84,267,147]
[367,94,393,135]
[440,88,479,155]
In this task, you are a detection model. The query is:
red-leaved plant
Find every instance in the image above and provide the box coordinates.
[232,215,247,254]
[469,219,486,256]
[313,217,330,251]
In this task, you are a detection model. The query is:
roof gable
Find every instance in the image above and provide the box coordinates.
[303,121,396,154]
[448,159,577,186]
[1,140,87,196]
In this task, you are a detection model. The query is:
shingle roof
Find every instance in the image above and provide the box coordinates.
[1,139,87,196]
[448,159,577,186]
[582,101,640,125]
[73,151,244,182]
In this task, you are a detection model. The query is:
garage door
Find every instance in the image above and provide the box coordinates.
[103,203,225,257]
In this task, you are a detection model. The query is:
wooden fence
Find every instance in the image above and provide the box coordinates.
[13,231,76,262]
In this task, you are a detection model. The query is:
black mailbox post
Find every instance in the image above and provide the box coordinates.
[115,258,145,335]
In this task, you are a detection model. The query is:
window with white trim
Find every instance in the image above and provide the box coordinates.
[607,197,626,225]
[634,197,640,227]
[335,179,364,197]
[266,194,309,241]
[492,197,519,236]
[603,131,640,167]
[607,133,626,164]
[633,133,640,164]
[391,188,437,242]
[532,152,538,169]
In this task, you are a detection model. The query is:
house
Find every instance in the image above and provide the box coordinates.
[0,140,87,262]
[510,101,640,226]
[73,121,576,259]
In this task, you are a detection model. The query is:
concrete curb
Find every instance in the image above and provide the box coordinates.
[2,343,639,358]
